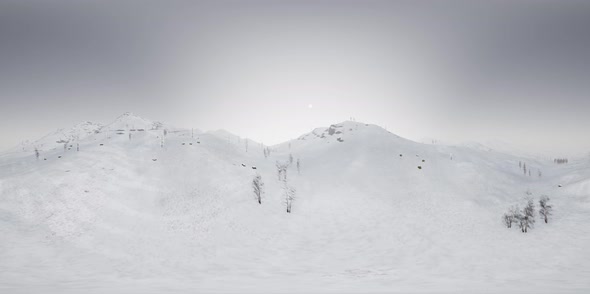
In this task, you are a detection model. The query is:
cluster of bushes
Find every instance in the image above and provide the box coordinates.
[503,194,552,233]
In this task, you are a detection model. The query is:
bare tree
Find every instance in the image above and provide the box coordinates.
[519,197,536,233]
[282,163,288,181]
[276,161,289,181]
[252,174,264,204]
[276,161,282,180]
[263,147,272,159]
[297,158,301,174]
[539,195,552,223]
[284,183,296,213]
[34,147,40,160]
[503,205,519,228]
[289,153,293,165]
[275,159,295,212]
[503,213,512,228]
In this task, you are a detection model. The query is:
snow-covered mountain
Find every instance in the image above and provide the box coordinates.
[21,121,103,152]
[460,139,553,160]
[1,113,589,293]
[103,112,167,131]
[13,112,175,154]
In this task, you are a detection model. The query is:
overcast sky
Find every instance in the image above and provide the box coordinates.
[1,0,589,156]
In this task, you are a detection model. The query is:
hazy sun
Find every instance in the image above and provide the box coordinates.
[308,104,313,109]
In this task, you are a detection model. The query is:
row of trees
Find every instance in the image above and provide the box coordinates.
[519,161,542,177]
[35,141,82,160]
[554,158,569,164]
[275,160,296,213]
[503,194,552,233]
[251,156,300,213]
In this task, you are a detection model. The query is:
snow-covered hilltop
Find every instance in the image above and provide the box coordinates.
[21,121,103,152]
[14,112,173,153]
[103,112,168,132]
[1,113,589,293]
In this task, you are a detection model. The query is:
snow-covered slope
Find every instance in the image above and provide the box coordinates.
[1,115,589,293]
[24,121,103,152]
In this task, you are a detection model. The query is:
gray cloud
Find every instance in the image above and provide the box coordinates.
[1,0,589,156]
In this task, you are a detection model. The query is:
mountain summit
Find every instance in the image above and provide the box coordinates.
[104,112,160,131]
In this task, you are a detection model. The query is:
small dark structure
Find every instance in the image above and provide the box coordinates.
[189,143,193,145]
[152,159,157,161]
[422,159,425,162]
[58,156,62,159]
[100,144,104,146]
[252,166,257,170]
[182,143,185,145]
[558,184,562,187]
[241,163,246,167]
[399,154,402,157]
[417,166,422,169]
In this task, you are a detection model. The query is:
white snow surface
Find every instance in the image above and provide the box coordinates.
[1,116,589,293]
